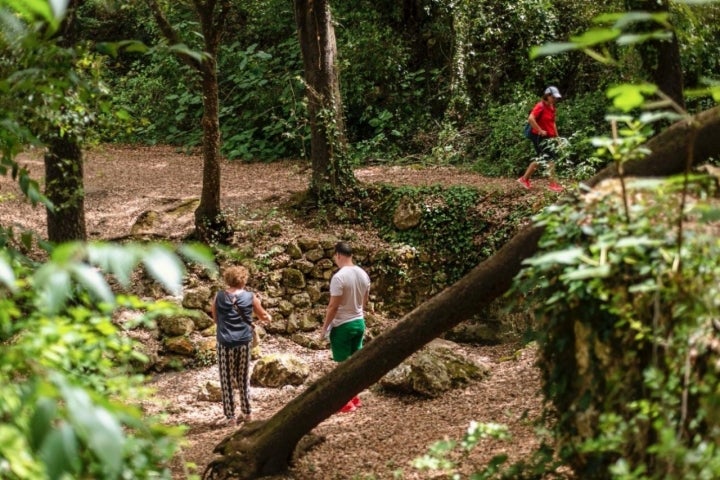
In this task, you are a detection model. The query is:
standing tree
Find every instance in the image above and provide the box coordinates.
[1,0,94,242]
[625,0,685,108]
[146,0,231,241]
[44,0,88,243]
[293,0,357,204]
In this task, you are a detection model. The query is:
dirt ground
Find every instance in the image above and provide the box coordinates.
[0,145,557,479]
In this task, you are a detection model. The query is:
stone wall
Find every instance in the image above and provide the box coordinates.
[139,234,525,372]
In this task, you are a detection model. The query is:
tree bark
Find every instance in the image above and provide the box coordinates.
[44,135,87,242]
[293,0,356,201]
[583,105,720,188]
[44,0,87,243]
[203,105,720,480]
[625,0,685,108]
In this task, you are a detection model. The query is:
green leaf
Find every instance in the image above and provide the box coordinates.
[525,247,585,266]
[594,11,670,29]
[0,256,17,291]
[530,42,577,59]
[50,242,84,264]
[5,0,55,23]
[168,43,208,64]
[29,398,57,451]
[179,243,216,271]
[606,83,658,112]
[616,31,672,46]
[84,408,125,476]
[34,265,72,313]
[87,243,140,287]
[38,422,81,480]
[71,263,114,304]
[569,28,621,47]
[614,236,659,249]
[562,264,612,280]
[58,378,124,478]
[142,246,184,295]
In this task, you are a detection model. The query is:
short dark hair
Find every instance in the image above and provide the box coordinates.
[334,241,353,257]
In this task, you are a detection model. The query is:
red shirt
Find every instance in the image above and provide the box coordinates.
[530,101,557,137]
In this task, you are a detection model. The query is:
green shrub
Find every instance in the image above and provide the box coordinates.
[0,234,214,479]
[511,174,720,479]
[369,183,536,286]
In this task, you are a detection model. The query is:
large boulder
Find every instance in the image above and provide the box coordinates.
[380,339,490,397]
[197,381,222,402]
[183,286,213,311]
[157,315,195,337]
[251,353,310,388]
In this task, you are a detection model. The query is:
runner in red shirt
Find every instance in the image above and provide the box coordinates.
[517,86,564,192]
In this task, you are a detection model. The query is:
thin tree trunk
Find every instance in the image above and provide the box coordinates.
[146,0,230,241]
[194,63,224,239]
[203,105,720,480]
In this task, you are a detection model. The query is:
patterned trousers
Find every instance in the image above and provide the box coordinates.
[217,342,251,419]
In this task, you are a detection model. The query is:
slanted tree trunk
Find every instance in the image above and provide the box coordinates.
[44,135,87,242]
[584,105,720,188]
[293,0,356,202]
[147,0,231,242]
[203,105,720,480]
[625,0,685,108]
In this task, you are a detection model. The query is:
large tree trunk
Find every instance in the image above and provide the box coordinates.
[43,0,87,243]
[625,0,685,108]
[203,105,720,480]
[584,105,720,188]
[293,0,356,201]
[44,135,87,243]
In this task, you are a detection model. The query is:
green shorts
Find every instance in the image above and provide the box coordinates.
[329,318,365,362]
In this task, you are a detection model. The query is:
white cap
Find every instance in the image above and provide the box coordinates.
[544,86,562,98]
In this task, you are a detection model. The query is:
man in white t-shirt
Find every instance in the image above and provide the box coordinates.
[321,241,371,412]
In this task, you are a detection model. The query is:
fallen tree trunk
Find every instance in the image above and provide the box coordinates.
[584,105,720,188]
[203,105,720,480]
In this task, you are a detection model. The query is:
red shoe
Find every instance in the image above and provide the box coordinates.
[517,177,531,189]
[351,396,361,407]
[548,182,564,192]
[339,401,357,413]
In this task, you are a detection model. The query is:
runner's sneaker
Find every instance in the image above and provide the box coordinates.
[517,177,531,189]
[339,401,357,413]
[548,182,564,192]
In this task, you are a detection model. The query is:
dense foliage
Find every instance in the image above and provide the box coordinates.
[76,0,720,178]
[370,183,538,285]
[0,231,215,479]
[512,174,720,479]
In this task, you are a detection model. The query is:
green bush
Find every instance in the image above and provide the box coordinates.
[511,174,720,479]
[369,183,536,286]
[0,234,214,479]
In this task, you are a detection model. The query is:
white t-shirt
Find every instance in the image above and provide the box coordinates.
[329,265,371,328]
